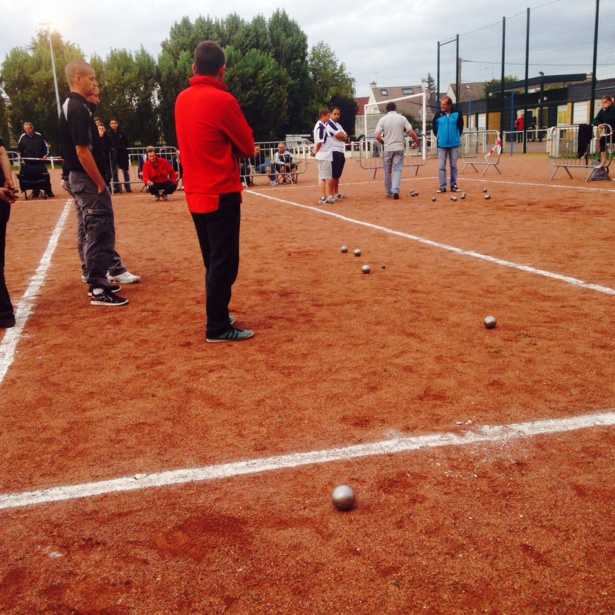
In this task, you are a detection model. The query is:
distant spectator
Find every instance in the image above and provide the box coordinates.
[592,94,615,169]
[142,146,178,200]
[95,119,115,192]
[274,142,298,183]
[17,122,54,198]
[514,114,525,143]
[107,118,132,193]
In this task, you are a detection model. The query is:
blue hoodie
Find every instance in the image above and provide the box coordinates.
[433,108,464,148]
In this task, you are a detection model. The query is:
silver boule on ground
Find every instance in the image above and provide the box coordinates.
[484,316,497,329]
[354,249,361,257]
[362,264,371,274]
[332,485,355,511]
[341,245,348,253]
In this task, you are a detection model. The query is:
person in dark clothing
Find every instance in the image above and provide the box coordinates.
[107,119,132,193]
[592,95,615,169]
[17,122,54,198]
[59,60,131,306]
[0,138,17,328]
[94,118,115,191]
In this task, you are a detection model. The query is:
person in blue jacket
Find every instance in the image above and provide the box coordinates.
[433,96,464,193]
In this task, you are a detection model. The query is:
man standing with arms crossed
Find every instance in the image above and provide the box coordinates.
[59,60,130,306]
[375,102,419,200]
[175,41,255,343]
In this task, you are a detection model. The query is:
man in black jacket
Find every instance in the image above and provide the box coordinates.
[17,122,54,198]
[108,119,132,193]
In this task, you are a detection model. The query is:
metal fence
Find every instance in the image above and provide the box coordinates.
[548,123,612,180]
[239,140,310,186]
[358,135,430,179]
[460,130,502,176]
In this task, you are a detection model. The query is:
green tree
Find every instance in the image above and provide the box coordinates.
[1,30,83,153]
[225,46,290,140]
[308,41,355,115]
[268,10,310,134]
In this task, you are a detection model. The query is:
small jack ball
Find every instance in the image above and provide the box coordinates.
[332,485,355,511]
[484,194,491,200]
[341,245,348,253]
[381,264,386,269]
[362,264,371,274]
[484,316,497,329]
[354,249,361,257]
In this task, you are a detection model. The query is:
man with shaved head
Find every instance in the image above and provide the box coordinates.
[59,60,131,306]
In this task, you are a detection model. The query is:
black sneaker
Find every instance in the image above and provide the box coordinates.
[450,185,459,192]
[393,193,400,200]
[0,315,16,329]
[90,290,129,306]
[436,188,447,193]
[206,327,254,343]
[88,284,121,297]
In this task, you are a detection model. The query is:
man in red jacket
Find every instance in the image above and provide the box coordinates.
[142,147,178,200]
[175,40,255,343]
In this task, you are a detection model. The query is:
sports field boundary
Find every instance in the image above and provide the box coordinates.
[0,200,73,386]
[0,411,613,511]
[249,191,615,296]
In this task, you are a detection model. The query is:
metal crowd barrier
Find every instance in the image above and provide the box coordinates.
[239,140,310,186]
[358,135,429,180]
[548,124,612,181]
[460,130,502,176]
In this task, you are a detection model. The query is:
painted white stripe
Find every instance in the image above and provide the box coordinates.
[249,192,615,295]
[0,201,72,385]
[0,411,613,511]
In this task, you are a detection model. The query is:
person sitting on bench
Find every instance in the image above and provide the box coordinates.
[273,142,298,183]
[17,122,54,198]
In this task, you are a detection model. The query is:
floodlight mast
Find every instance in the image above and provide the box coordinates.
[39,23,62,118]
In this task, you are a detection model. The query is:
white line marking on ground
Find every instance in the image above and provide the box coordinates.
[0,201,72,386]
[0,412,613,511]
[248,192,615,296]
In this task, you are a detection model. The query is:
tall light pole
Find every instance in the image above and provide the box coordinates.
[39,23,62,118]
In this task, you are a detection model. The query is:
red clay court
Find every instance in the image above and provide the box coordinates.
[0,156,614,613]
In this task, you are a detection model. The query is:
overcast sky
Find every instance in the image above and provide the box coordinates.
[2,0,611,98]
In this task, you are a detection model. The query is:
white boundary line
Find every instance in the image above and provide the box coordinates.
[248,191,615,296]
[1,412,613,511]
[0,201,72,386]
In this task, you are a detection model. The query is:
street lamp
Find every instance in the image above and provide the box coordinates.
[39,23,62,118]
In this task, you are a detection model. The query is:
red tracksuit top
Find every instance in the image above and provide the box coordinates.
[175,75,254,213]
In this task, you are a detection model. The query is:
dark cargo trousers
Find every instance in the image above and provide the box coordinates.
[0,201,13,321]
[69,171,118,291]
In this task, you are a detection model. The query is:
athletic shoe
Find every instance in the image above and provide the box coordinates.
[229,316,235,326]
[436,188,447,193]
[319,197,328,204]
[0,315,16,329]
[336,193,347,199]
[450,185,459,192]
[90,290,129,307]
[325,196,337,204]
[154,194,160,201]
[386,193,393,198]
[81,274,87,283]
[107,271,141,284]
[206,327,254,343]
[271,181,278,186]
[162,194,168,201]
[88,284,121,297]
[393,193,400,200]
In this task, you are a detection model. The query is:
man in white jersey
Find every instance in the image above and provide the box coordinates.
[375,101,419,200]
[327,106,349,200]
[310,108,336,205]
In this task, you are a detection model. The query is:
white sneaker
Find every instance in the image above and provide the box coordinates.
[81,274,87,283]
[107,271,141,284]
